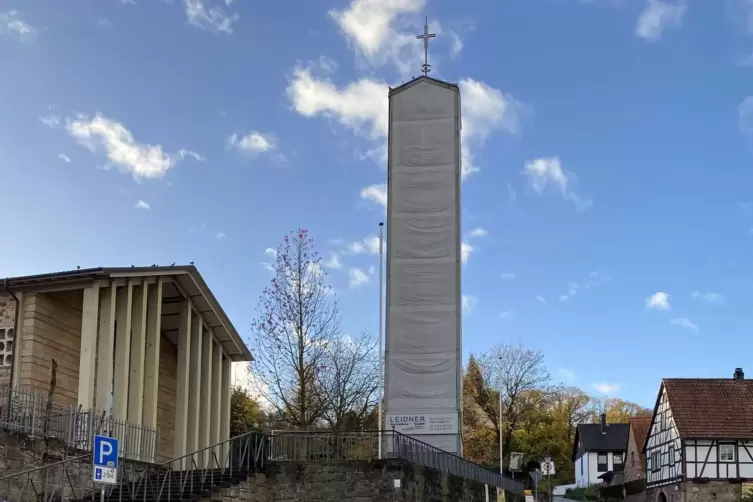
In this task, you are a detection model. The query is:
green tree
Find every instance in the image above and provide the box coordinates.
[230,386,265,437]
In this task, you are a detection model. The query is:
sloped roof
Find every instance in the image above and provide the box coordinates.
[628,417,651,469]
[574,423,630,455]
[662,378,753,439]
[4,265,252,361]
[389,75,459,96]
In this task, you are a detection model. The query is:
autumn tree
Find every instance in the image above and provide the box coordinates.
[462,343,650,486]
[230,386,266,437]
[316,331,379,431]
[249,229,340,429]
[474,343,551,469]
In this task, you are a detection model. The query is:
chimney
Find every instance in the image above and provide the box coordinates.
[600,413,607,434]
[734,368,745,380]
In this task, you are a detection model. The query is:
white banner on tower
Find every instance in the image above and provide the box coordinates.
[384,76,463,455]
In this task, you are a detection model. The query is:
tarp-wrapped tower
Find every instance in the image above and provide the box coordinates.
[384,75,463,455]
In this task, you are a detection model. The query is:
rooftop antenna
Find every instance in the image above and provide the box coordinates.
[416,17,436,76]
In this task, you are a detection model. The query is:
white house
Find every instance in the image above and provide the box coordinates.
[572,413,629,487]
[643,368,753,502]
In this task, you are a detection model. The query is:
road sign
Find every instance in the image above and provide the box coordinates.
[93,435,119,485]
[510,452,525,471]
[540,459,556,476]
[529,469,542,485]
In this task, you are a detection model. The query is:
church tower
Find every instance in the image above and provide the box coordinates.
[383,19,463,455]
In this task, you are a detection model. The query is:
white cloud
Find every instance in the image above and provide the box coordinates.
[323,254,343,269]
[461,225,487,265]
[67,113,200,180]
[328,0,428,77]
[559,368,576,381]
[593,382,620,395]
[462,295,477,314]
[178,149,205,162]
[361,183,388,212]
[286,65,522,200]
[287,66,389,140]
[347,235,380,254]
[227,131,278,157]
[0,11,37,41]
[58,153,71,163]
[646,291,671,310]
[692,291,726,304]
[459,78,523,180]
[523,157,591,211]
[461,242,473,265]
[636,0,686,42]
[501,272,516,281]
[183,0,239,35]
[499,310,513,319]
[559,270,611,302]
[134,200,151,210]
[97,18,112,28]
[349,267,370,288]
[466,228,488,239]
[215,231,227,240]
[40,115,61,129]
[536,295,547,304]
[449,31,463,58]
[740,97,753,135]
[670,317,698,332]
[260,248,277,273]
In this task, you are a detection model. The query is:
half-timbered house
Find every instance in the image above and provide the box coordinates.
[643,369,753,502]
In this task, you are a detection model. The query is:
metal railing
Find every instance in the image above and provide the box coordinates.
[110,430,268,501]
[269,430,525,494]
[0,387,159,463]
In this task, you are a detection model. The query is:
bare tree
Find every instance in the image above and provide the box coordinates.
[474,343,550,467]
[249,229,340,429]
[316,331,379,431]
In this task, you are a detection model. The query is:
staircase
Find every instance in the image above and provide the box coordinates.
[0,431,268,502]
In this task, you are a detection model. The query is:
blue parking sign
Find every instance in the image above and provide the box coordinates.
[93,435,119,485]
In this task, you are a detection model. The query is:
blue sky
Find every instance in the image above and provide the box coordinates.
[4,0,753,408]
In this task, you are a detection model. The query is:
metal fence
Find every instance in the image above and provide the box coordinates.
[269,430,525,494]
[0,387,159,463]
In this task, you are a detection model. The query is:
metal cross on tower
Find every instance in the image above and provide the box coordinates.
[416,17,436,76]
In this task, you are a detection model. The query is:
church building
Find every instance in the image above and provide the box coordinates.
[0,265,252,463]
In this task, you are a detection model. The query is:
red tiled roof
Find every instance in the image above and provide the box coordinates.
[629,417,651,469]
[663,378,753,439]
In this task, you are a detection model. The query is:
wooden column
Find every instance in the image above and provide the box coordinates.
[210,340,222,456]
[128,283,148,460]
[174,300,191,468]
[220,352,232,465]
[199,327,213,466]
[113,282,133,422]
[142,280,162,431]
[95,286,117,412]
[187,315,203,464]
[77,286,99,410]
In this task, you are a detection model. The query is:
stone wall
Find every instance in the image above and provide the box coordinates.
[0,293,17,388]
[15,291,84,407]
[645,481,744,502]
[214,459,500,502]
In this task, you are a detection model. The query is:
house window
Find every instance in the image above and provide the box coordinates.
[652,452,660,472]
[720,443,736,462]
[614,453,624,472]
[597,453,608,472]
[668,446,674,466]
[0,327,14,368]
[580,456,583,476]
[631,451,635,466]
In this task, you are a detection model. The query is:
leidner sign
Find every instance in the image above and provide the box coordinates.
[386,413,459,435]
